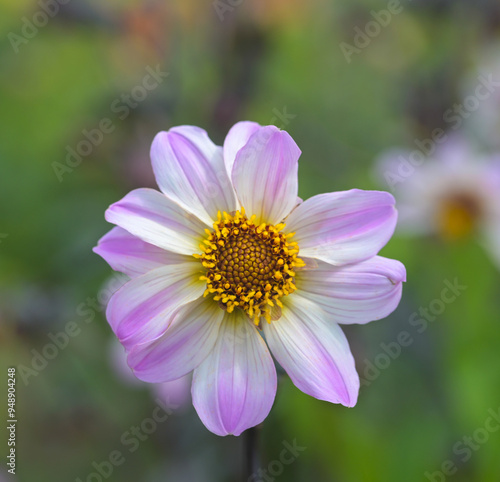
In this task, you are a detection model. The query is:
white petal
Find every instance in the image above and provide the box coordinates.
[128,297,224,382]
[93,227,189,278]
[106,262,205,349]
[285,189,397,265]
[295,256,405,324]
[105,188,206,256]
[192,310,277,436]
[151,126,237,226]
[223,121,261,177]
[231,126,300,224]
[263,295,359,406]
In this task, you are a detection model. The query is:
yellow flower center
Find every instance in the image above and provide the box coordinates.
[195,208,305,324]
[437,193,482,240]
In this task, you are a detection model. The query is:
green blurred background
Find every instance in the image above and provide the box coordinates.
[1,0,500,481]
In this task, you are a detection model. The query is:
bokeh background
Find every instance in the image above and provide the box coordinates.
[1,0,500,481]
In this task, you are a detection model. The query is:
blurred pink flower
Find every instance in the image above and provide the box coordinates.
[377,136,500,264]
[94,121,405,436]
[109,338,191,410]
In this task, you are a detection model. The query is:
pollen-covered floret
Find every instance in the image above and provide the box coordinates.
[195,208,305,324]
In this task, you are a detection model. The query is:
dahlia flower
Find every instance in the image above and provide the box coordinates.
[94,121,405,436]
[377,136,500,265]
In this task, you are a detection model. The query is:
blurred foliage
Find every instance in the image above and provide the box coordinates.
[1,0,500,481]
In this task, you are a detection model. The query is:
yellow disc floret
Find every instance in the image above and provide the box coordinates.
[194,208,305,324]
[437,192,482,240]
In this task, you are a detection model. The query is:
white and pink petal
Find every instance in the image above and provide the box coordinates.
[285,189,397,265]
[151,126,237,226]
[263,295,359,407]
[192,310,277,436]
[231,126,300,225]
[295,256,405,324]
[105,188,206,256]
[223,121,261,177]
[93,227,189,278]
[128,297,224,383]
[106,262,205,349]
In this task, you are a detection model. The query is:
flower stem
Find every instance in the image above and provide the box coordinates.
[244,426,260,481]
